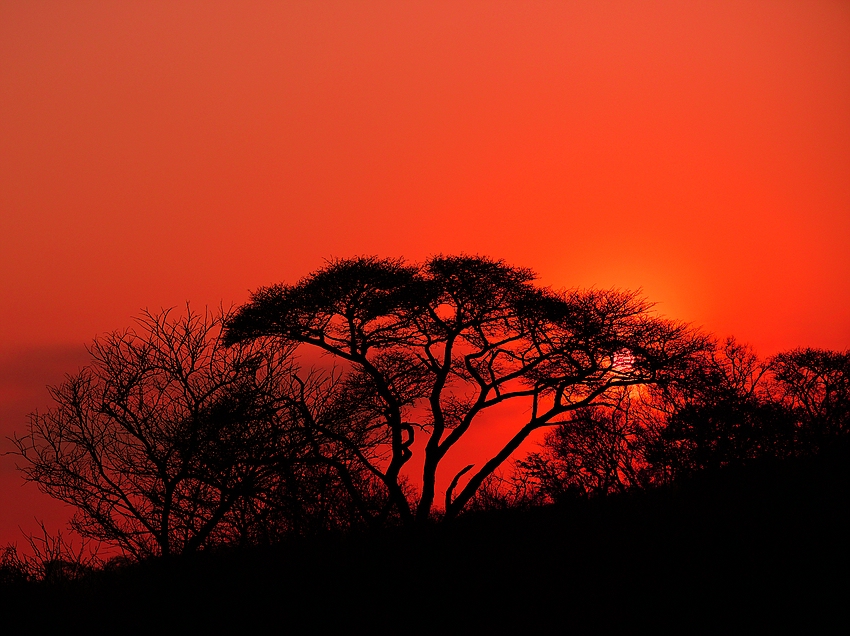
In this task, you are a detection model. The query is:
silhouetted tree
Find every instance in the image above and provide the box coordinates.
[645,338,798,480]
[524,341,850,496]
[0,523,100,584]
[518,387,656,501]
[770,348,850,452]
[223,255,707,521]
[13,307,302,558]
[254,368,410,534]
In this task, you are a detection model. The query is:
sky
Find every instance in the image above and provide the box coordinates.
[1,0,849,547]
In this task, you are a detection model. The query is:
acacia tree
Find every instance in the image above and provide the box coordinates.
[13,307,302,558]
[223,255,707,522]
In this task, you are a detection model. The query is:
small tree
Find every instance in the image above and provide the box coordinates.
[224,255,707,522]
[13,307,300,558]
[518,387,655,500]
[644,338,799,480]
[770,348,850,451]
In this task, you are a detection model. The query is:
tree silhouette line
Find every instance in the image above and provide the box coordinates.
[4,255,849,580]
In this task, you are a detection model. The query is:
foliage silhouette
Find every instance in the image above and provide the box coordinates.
[0,523,100,584]
[645,338,798,480]
[518,386,656,500]
[770,348,850,451]
[13,253,847,578]
[4,257,850,631]
[517,340,850,499]
[224,254,707,521]
[13,307,306,557]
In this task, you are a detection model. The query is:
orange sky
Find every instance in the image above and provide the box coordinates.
[1,1,849,546]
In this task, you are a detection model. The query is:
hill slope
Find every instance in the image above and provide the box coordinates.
[3,447,848,630]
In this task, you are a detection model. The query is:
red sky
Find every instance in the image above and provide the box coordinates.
[1,1,849,546]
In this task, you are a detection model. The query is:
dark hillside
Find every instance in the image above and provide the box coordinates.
[3,445,849,631]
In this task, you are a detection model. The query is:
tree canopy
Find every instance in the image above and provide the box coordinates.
[10,255,850,566]
[13,308,302,557]
[224,255,707,521]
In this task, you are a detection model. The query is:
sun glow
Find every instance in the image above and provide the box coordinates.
[612,349,635,373]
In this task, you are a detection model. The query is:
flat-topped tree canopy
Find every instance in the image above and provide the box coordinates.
[223,255,707,522]
[223,256,425,354]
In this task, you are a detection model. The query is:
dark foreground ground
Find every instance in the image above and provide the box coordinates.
[3,448,849,632]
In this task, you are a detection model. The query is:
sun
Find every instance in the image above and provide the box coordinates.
[612,349,635,373]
